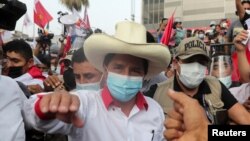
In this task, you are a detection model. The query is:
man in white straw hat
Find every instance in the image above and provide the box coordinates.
[22,20,171,141]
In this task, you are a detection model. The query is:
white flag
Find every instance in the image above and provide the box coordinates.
[23,13,32,27]
[0,30,12,44]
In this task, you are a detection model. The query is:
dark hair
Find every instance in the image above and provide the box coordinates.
[173,22,177,29]
[71,47,87,64]
[103,54,115,67]
[242,0,250,5]
[193,29,200,34]
[161,18,168,23]
[186,29,192,38]
[63,68,76,91]
[213,56,232,64]
[3,39,33,61]
[173,21,182,29]
[37,54,51,68]
[103,53,149,75]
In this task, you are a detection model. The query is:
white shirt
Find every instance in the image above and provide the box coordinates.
[229,83,250,104]
[0,75,27,141]
[23,88,165,141]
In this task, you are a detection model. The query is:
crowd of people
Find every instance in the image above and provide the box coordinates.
[1,0,250,141]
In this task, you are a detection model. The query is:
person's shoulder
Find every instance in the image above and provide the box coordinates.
[0,75,19,86]
[0,75,26,100]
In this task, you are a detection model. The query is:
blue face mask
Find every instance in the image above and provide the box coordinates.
[76,82,100,91]
[107,72,143,102]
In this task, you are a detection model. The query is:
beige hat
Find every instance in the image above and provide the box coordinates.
[84,21,171,79]
[175,37,211,62]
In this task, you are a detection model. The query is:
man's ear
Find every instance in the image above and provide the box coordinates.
[27,58,34,68]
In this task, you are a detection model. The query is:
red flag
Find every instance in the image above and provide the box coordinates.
[83,7,90,29]
[231,48,250,81]
[34,0,53,29]
[161,10,175,46]
[73,7,90,30]
[63,35,71,58]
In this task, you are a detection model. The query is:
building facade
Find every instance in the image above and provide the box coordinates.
[142,0,165,36]
[143,0,237,33]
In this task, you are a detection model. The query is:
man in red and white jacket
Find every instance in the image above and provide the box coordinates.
[3,39,46,94]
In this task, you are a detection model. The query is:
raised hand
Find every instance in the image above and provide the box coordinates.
[164,89,209,141]
[39,90,84,128]
[233,30,248,52]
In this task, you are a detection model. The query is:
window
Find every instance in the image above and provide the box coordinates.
[154,11,159,24]
[149,13,153,24]
[159,11,163,21]
[143,18,148,24]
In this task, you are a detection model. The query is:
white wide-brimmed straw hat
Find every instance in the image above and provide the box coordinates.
[84,21,171,79]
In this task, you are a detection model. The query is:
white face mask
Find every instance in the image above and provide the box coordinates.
[218,75,232,88]
[198,34,205,39]
[246,10,250,14]
[76,81,100,91]
[178,62,207,89]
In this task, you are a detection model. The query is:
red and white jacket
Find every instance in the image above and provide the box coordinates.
[15,66,46,88]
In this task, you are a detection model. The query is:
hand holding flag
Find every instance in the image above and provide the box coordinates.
[161,9,176,46]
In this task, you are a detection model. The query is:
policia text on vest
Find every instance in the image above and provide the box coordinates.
[208,125,250,140]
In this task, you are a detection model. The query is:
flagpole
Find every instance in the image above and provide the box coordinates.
[21,24,24,39]
[33,0,36,42]
[131,0,135,21]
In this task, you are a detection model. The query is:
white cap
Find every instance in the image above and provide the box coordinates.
[221,22,228,28]
[175,18,181,23]
[210,21,216,26]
